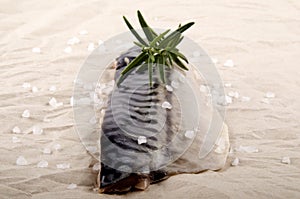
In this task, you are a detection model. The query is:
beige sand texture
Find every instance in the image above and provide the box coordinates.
[1,0,300,198]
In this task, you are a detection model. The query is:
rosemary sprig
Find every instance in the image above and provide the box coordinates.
[117,10,194,87]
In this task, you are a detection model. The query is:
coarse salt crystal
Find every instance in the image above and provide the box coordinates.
[281,157,291,164]
[200,85,208,93]
[67,37,80,45]
[87,43,95,52]
[162,101,172,109]
[32,125,43,135]
[56,163,70,169]
[31,86,38,93]
[16,156,28,166]
[67,183,77,190]
[165,85,173,92]
[49,97,57,108]
[228,91,239,99]
[184,130,195,139]
[98,40,104,46]
[171,80,179,89]
[223,59,234,67]
[12,126,21,134]
[231,157,239,166]
[37,160,48,168]
[32,47,41,53]
[48,97,63,108]
[92,162,101,171]
[22,83,31,89]
[70,96,74,106]
[218,95,232,106]
[224,83,232,88]
[124,57,130,64]
[211,58,218,64]
[265,92,275,98]
[137,136,147,145]
[22,110,30,118]
[49,86,56,92]
[43,148,52,154]
[53,143,62,151]
[64,46,72,54]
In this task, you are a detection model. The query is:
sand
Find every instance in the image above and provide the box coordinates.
[1,0,300,198]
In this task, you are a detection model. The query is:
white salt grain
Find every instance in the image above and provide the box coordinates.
[67,37,80,45]
[49,97,57,108]
[281,157,291,164]
[31,86,38,93]
[16,156,28,166]
[171,80,179,89]
[218,95,232,106]
[53,143,62,151]
[37,160,48,168]
[79,30,88,35]
[231,157,239,166]
[67,183,77,190]
[22,110,30,118]
[70,96,74,106]
[22,83,31,89]
[223,59,234,67]
[92,162,101,171]
[200,85,208,93]
[12,136,21,143]
[48,97,63,108]
[184,130,195,139]
[64,46,72,54]
[162,101,172,109]
[12,126,21,134]
[228,91,239,99]
[165,85,173,92]
[98,40,104,46]
[32,125,43,135]
[265,92,275,98]
[211,58,219,64]
[56,163,70,169]
[124,57,130,65]
[138,136,147,145]
[224,83,232,88]
[43,148,52,154]
[87,43,95,52]
[32,47,41,53]
[49,86,56,92]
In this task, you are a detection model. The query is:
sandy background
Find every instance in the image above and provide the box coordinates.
[1,0,300,198]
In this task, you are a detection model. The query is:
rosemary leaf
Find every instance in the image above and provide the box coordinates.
[123,16,148,46]
[137,10,156,42]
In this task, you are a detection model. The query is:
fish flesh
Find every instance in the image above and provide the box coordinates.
[98,47,229,193]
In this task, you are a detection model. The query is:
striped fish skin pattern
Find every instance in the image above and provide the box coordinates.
[99,47,179,193]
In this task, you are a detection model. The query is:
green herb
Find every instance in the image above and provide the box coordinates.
[117,10,194,87]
